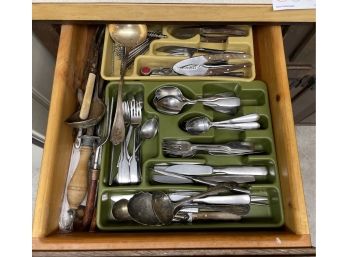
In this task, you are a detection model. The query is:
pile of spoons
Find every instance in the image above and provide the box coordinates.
[111,186,269,225]
[152,86,240,115]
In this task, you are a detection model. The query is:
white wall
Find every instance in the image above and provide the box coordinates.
[32,32,56,142]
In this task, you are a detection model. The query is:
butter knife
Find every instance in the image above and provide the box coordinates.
[154,164,268,176]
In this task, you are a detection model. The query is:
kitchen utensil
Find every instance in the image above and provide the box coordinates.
[140,66,177,76]
[125,32,167,68]
[153,169,250,194]
[175,212,242,222]
[152,174,256,184]
[162,140,261,157]
[79,26,105,120]
[66,83,105,226]
[135,117,158,153]
[116,111,133,184]
[173,54,252,76]
[155,164,268,177]
[178,203,251,216]
[153,86,240,115]
[129,100,142,184]
[112,199,133,221]
[170,25,248,40]
[154,95,240,115]
[127,192,161,225]
[109,24,147,145]
[81,94,114,230]
[192,194,269,205]
[156,45,249,58]
[184,114,260,134]
[151,186,234,225]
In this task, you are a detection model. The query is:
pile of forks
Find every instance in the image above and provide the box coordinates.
[110,96,143,185]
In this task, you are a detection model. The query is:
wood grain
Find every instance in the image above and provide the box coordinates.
[32,25,312,251]
[33,247,316,256]
[32,25,94,238]
[253,25,310,235]
[33,231,311,250]
[32,4,315,22]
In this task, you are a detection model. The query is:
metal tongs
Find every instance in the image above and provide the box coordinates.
[173,53,251,77]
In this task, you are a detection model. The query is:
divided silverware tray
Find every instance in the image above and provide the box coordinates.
[101,25,255,82]
[96,80,284,231]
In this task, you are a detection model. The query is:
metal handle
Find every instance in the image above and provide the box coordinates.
[213,114,260,124]
[213,166,268,176]
[193,195,251,205]
[212,122,260,130]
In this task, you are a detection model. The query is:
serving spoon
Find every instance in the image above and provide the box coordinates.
[108,24,147,145]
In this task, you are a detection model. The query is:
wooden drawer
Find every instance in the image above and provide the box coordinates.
[32,24,312,254]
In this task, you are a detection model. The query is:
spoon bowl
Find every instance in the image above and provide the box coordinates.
[108,24,148,50]
[127,192,161,225]
[153,96,191,115]
[109,23,148,145]
[140,118,159,139]
[112,199,133,221]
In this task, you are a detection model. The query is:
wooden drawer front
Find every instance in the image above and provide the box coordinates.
[33,24,311,251]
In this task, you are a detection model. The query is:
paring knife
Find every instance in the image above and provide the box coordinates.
[153,164,268,176]
[156,45,250,58]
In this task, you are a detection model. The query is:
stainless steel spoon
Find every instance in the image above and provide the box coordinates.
[135,117,159,152]
[184,114,260,134]
[151,186,234,225]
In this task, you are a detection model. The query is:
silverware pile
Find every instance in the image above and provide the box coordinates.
[110,187,268,225]
[112,97,143,185]
[153,86,240,115]
[162,140,262,158]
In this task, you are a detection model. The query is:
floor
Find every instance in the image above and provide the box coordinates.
[32,125,316,246]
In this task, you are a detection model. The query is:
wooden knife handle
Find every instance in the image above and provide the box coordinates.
[67,145,92,210]
[81,168,99,231]
[79,72,96,120]
[193,212,241,221]
[89,207,98,232]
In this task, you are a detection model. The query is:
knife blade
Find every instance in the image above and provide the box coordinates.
[154,164,268,176]
[156,45,249,58]
[152,174,256,184]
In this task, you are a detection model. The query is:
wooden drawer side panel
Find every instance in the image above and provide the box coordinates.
[254,25,310,235]
[32,25,93,237]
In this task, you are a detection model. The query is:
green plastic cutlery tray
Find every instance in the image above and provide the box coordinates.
[96,80,284,231]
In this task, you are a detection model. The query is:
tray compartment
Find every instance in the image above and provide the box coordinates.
[97,80,283,230]
[101,24,255,81]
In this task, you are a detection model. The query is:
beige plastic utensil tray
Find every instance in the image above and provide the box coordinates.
[101,25,255,82]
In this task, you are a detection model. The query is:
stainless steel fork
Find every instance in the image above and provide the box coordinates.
[129,101,142,183]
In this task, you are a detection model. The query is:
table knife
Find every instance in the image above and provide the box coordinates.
[154,164,268,176]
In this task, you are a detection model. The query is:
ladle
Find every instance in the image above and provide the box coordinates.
[108,24,147,145]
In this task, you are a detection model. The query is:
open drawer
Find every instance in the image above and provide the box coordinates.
[32,24,312,253]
